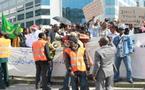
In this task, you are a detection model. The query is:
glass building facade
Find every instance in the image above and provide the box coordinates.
[63,0,137,23]
[62,0,93,24]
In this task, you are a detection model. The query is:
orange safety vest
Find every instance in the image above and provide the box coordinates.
[68,47,86,72]
[0,37,11,58]
[32,39,47,61]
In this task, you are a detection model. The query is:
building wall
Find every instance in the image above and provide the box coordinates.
[0,0,62,28]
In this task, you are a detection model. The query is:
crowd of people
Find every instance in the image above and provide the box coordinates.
[0,17,145,90]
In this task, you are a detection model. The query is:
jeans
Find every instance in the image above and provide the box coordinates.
[71,71,89,90]
[62,70,70,89]
[114,55,132,81]
[47,61,53,84]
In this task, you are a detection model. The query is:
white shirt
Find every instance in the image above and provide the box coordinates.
[25,30,42,47]
[129,28,134,36]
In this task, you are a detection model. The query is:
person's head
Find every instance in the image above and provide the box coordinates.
[124,28,129,35]
[98,37,109,47]
[128,24,133,29]
[101,22,107,30]
[69,36,79,51]
[38,33,46,40]
[52,24,59,32]
[59,23,67,29]
[30,24,39,32]
[71,24,76,31]
[118,24,126,35]
[109,22,118,33]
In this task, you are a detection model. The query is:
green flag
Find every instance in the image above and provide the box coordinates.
[1,14,15,34]
[9,24,23,39]
[1,14,23,39]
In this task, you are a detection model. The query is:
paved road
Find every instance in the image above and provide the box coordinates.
[1,84,143,90]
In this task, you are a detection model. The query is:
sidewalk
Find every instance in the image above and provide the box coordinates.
[3,84,144,90]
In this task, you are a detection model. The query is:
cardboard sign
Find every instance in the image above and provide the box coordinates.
[83,0,103,21]
[119,7,145,27]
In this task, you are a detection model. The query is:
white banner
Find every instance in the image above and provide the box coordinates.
[8,47,66,77]
[8,33,145,79]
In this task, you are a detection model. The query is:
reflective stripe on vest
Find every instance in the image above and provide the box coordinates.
[0,38,11,58]
[68,47,86,72]
[32,40,47,61]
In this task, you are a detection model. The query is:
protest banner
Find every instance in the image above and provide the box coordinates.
[8,47,66,77]
[83,0,103,21]
[119,7,145,27]
[8,34,145,78]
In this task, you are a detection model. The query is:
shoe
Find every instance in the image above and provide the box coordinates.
[128,79,133,84]
[6,82,9,87]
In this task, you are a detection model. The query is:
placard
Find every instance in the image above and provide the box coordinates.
[119,7,145,27]
[83,0,103,21]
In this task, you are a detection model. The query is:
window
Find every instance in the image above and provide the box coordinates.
[21,23,25,28]
[35,9,41,16]
[35,0,50,6]
[35,0,41,6]
[26,21,33,27]
[35,9,50,16]
[26,11,33,18]
[41,0,50,5]
[35,0,41,5]
[25,2,33,7]
[17,14,24,20]
[17,5,24,12]
[25,2,33,10]
[35,19,50,25]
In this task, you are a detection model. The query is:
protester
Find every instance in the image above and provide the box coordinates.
[26,24,42,47]
[108,21,119,41]
[128,24,135,35]
[49,24,60,43]
[99,22,110,37]
[0,33,11,89]
[92,37,116,90]
[113,24,133,83]
[67,36,90,90]
[32,33,51,90]
[12,36,20,47]
[45,34,55,86]
[59,36,71,90]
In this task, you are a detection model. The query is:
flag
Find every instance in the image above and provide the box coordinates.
[9,24,23,39]
[1,14,23,39]
[1,14,15,34]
